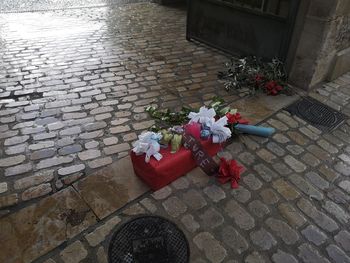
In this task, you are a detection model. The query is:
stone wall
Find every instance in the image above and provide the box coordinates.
[288,0,350,90]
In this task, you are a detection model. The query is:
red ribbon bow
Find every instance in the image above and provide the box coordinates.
[217,158,244,189]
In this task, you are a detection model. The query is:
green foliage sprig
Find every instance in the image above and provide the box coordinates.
[208,96,235,117]
[145,105,192,131]
[145,97,233,131]
[218,56,290,96]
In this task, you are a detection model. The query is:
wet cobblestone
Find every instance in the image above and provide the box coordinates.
[0,1,350,263]
[0,0,151,12]
[33,98,350,263]
[0,3,233,211]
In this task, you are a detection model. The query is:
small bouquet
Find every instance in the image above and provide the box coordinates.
[130,97,275,190]
[133,97,275,162]
[218,56,291,96]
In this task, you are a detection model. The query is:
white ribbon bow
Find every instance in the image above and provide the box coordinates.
[188,106,216,125]
[210,116,232,143]
[132,132,163,162]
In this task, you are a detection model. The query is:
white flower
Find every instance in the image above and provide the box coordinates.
[132,132,163,162]
[188,106,216,125]
[210,116,232,143]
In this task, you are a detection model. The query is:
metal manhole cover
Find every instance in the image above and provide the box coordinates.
[285,97,347,131]
[108,216,190,263]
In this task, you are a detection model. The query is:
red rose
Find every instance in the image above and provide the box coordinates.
[226,112,240,124]
[270,89,278,96]
[265,81,277,91]
[226,112,249,125]
[226,112,237,124]
[275,85,283,91]
[254,74,264,84]
[254,74,265,88]
[264,81,283,95]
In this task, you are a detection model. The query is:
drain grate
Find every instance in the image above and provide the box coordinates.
[108,216,189,263]
[285,97,347,132]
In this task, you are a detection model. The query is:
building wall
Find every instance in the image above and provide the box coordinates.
[288,0,350,90]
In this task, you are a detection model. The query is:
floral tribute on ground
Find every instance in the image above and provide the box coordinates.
[218,56,292,96]
[130,98,275,190]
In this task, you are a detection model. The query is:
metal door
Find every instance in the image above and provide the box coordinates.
[186,0,301,61]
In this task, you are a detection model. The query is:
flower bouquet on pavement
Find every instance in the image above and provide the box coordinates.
[218,56,292,96]
[130,97,275,190]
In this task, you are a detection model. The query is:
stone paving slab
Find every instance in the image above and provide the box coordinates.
[0,186,97,263]
[0,155,147,263]
[230,93,300,124]
[73,156,148,219]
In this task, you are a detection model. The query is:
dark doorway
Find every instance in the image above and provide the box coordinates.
[186,0,301,62]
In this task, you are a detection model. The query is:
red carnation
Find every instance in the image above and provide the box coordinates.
[265,81,277,90]
[275,85,283,91]
[254,74,264,86]
[226,112,237,124]
[217,158,245,189]
[264,81,283,96]
[270,89,278,96]
[226,112,249,125]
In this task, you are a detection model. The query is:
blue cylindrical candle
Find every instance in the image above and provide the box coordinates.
[235,124,275,137]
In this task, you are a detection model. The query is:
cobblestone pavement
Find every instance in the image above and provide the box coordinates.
[0,3,246,215]
[0,0,150,12]
[1,1,350,263]
[33,77,350,263]
[310,73,350,116]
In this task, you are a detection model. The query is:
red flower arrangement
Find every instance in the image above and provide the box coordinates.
[263,80,283,96]
[217,158,245,189]
[143,98,277,189]
[225,112,249,125]
[219,56,289,96]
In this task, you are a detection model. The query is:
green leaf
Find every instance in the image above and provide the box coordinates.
[229,108,238,114]
[219,106,230,116]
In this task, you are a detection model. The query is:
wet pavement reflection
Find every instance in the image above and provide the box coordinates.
[0,0,149,12]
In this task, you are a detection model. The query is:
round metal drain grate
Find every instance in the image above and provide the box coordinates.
[285,97,346,131]
[108,216,190,263]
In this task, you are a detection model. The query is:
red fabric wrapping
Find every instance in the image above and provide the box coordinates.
[184,122,201,139]
[130,140,221,190]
